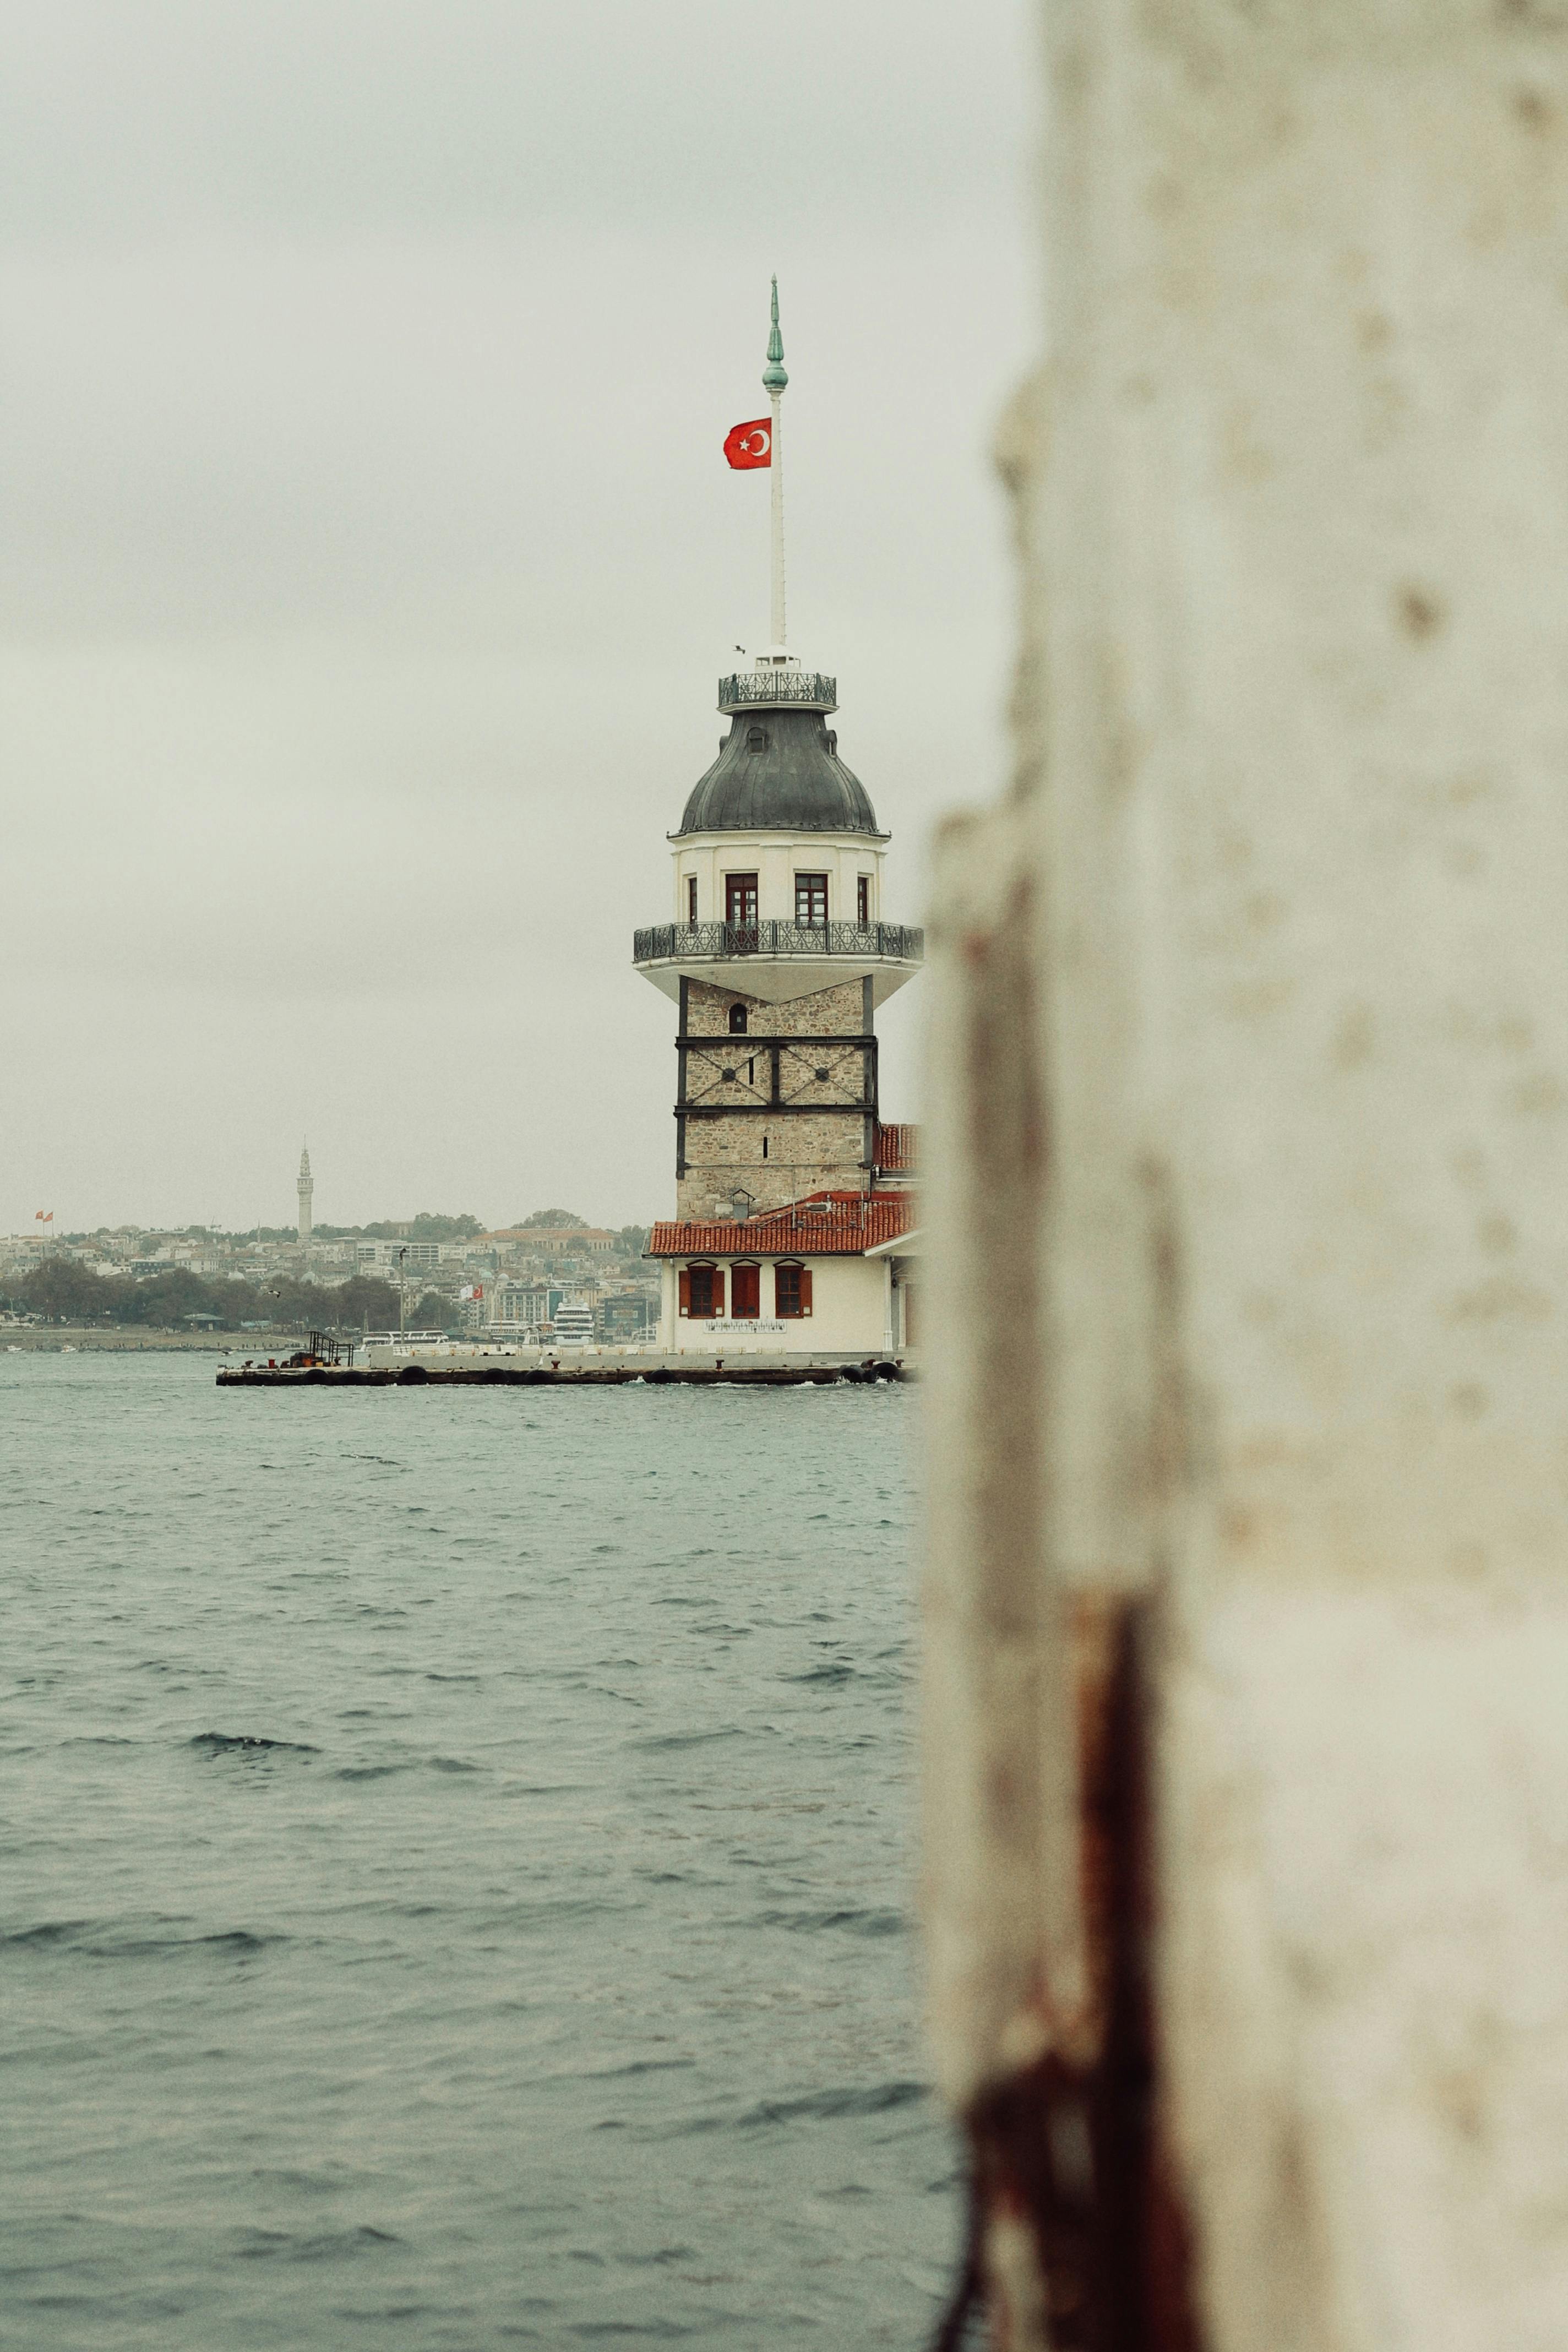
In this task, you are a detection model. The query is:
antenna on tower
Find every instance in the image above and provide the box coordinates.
[762,276,788,650]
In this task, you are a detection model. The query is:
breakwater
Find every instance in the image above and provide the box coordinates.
[219,1354,908,1389]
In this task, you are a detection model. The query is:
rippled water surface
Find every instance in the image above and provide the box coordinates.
[1,1353,952,2347]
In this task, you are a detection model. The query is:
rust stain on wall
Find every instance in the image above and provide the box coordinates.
[933,1603,1204,2352]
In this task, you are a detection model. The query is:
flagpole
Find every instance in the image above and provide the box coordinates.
[763,276,788,646]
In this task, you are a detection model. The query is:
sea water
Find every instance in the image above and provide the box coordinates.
[1,1353,955,2347]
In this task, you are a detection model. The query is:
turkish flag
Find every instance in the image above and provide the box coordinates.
[723,418,772,470]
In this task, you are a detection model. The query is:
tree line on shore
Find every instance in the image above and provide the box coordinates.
[2,1260,457,1333]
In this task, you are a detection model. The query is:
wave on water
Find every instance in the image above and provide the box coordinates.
[665,2079,929,2140]
[2,1919,287,1959]
[233,2223,405,2262]
[741,2079,929,2127]
[753,1905,907,1939]
[189,1733,319,1758]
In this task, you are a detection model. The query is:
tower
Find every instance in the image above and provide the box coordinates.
[297,1142,313,1246]
[633,287,922,1221]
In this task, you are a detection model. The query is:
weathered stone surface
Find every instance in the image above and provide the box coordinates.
[923,4,1568,2346]
[684,977,864,1037]
[678,977,872,1219]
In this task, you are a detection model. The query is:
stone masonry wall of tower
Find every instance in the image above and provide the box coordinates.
[676,977,873,1221]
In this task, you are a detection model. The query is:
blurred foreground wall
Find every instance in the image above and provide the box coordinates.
[923,7,1568,2347]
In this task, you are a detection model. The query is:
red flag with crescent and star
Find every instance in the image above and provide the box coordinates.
[723,418,772,470]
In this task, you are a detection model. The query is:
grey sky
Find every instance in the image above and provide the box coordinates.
[1,1,1036,1234]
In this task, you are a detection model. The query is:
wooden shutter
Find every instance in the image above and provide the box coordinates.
[799,1266,813,1316]
[711,1267,725,1317]
[678,1268,690,1316]
[732,1264,759,1317]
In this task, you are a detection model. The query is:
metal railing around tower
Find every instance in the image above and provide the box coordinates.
[632,918,924,965]
[717,671,838,712]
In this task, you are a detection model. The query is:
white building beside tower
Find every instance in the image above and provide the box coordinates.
[634,287,922,1357]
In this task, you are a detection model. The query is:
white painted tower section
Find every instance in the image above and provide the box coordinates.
[296,1143,313,1246]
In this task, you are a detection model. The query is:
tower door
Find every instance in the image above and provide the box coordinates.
[725,872,759,933]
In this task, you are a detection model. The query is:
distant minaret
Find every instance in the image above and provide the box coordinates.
[297,1142,313,1246]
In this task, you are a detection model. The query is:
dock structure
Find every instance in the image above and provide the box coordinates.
[217,1349,906,1389]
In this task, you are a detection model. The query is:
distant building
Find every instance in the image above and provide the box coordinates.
[598,1291,655,1342]
[356,1239,443,1272]
[297,1144,313,1246]
[485,1226,619,1256]
[486,1281,553,1333]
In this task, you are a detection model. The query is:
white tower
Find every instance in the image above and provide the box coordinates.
[297,1143,313,1246]
[631,285,922,1220]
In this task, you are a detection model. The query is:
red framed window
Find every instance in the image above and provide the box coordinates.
[680,1264,723,1317]
[857,874,870,925]
[687,875,698,923]
[726,873,758,927]
[730,1264,760,1317]
[794,872,827,925]
[774,1261,812,1318]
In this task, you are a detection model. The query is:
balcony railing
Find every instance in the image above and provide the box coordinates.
[634,919,924,965]
[717,670,838,712]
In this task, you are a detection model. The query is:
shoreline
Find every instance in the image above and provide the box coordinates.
[1,1327,297,1353]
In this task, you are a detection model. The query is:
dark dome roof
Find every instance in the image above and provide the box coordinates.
[676,707,882,837]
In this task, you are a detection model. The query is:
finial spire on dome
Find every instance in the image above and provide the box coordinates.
[763,278,787,646]
[763,275,787,395]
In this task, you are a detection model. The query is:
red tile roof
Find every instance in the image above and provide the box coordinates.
[647,1190,917,1260]
[874,1122,918,1172]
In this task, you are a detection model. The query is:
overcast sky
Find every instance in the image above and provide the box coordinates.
[0,0,1037,1235]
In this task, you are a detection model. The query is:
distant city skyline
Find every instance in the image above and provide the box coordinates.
[6,1203,649,1243]
[0,0,1033,1234]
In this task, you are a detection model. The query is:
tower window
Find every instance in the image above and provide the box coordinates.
[726,874,758,927]
[687,875,698,924]
[728,1002,748,1035]
[747,726,767,753]
[795,872,828,925]
[762,1136,769,1159]
[857,875,870,925]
